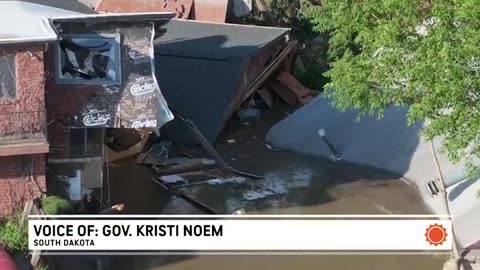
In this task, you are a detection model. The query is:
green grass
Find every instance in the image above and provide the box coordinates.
[36,262,49,270]
[0,216,28,252]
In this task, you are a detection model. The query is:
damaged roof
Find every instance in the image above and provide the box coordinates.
[0,1,80,44]
[0,1,174,45]
[154,19,290,144]
[154,19,290,60]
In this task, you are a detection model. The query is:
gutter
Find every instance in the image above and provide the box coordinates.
[50,12,175,24]
[0,12,174,45]
[0,37,57,45]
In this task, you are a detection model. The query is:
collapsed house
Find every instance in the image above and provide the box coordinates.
[0,0,305,215]
[153,19,292,144]
[0,0,175,215]
[95,0,305,145]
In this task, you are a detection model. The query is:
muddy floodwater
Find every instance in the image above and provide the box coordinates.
[104,155,447,270]
[51,106,449,270]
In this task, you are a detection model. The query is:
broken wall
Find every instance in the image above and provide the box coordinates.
[155,26,289,144]
[46,20,173,159]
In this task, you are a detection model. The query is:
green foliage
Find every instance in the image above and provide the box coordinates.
[36,262,49,270]
[41,196,74,215]
[301,63,330,90]
[306,0,480,173]
[0,217,28,252]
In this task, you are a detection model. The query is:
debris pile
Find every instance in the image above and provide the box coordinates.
[93,0,324,216]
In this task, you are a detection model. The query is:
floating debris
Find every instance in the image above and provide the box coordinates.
[207,177,246,185]
[231,208,246,215]
[206,178,224,185]
[159,174,185,184]
[243,190,275,201]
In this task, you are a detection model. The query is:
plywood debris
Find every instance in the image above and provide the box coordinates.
[153,158,217,176]
[105,130,150,163]
[257,88,274,108]
[275,71,317,105]
[277,71,313,98]
[268,81,297,105]
[243,40,298,102]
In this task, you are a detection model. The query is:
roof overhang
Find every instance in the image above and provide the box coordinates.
[50,12,175,24]
[0,1,175,46]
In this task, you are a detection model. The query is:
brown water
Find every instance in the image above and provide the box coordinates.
[102,153,448,270]
[51,106,449,270]
[117,254,446,270]
[51,156,449,270]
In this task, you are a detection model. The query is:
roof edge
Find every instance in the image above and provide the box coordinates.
[172,18,292,32]
[0,36,57,46]
[50,12,176,23]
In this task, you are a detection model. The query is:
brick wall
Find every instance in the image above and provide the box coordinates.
[0,46,47,140]
[0,154,46,217]
[45,41,101,159]
[0,46,45,113]
[46,21,166,158]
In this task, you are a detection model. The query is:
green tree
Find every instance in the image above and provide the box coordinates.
[306,0,480,172]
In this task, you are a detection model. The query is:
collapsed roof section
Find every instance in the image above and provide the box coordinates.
[154,19,291,144]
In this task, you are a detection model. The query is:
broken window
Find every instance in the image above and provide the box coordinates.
[70,128,104,158]
[0,54,16,98]
[57,35,121,84]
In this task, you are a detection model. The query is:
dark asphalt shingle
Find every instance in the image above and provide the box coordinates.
[155,56,241,143]
[154,20,289,144]
[154,19,289,60]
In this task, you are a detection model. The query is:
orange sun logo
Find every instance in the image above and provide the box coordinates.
[425,223,447,246]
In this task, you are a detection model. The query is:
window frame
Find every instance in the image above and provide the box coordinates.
[16,155,34,177]
[69,128,105,158]
[55,34,122,86]
[0,53,17,99]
